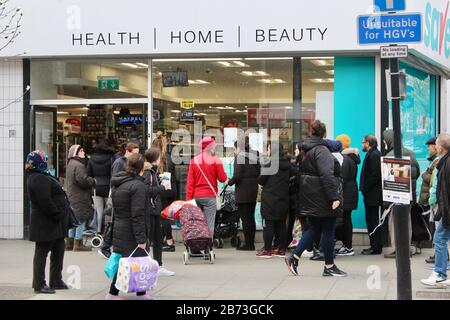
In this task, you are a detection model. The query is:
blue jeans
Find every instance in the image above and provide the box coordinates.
[294,217,336,265]
[434,219,450,279]
[68,219,86,240]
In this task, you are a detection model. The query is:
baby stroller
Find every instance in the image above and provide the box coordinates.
[82,208,104,248]
[213,185,241,249]
[179,204,215,265]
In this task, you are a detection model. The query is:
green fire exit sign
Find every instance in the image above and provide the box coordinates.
[98,77,120,91]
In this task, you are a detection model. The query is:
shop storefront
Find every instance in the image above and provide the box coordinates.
[0,0,447,239]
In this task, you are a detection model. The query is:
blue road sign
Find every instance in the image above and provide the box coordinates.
[374,0,406,12]
[358,13,422,44]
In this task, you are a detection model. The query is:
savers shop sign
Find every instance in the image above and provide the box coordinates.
[424,1,450,59]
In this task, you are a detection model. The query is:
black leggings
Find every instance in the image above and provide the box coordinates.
[148,215,163,266]
[238,202,256,245]
[341,210,353,248]
[263,220,287,251]
[161,219,174,241]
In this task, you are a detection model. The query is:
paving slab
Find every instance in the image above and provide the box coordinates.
[0,240,448,300]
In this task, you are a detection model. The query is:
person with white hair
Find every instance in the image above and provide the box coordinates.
[421,133,450,287]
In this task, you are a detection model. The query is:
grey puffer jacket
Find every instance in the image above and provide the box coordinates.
[66,157,95,221]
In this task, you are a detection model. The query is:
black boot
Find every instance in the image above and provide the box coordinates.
[237,243,255,251]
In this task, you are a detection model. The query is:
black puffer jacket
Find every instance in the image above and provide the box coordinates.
[27,171,69,242]
[228,151,260,204]
[341,148,361,211]
[88,148,115,197]
[258,152,291,221]
[111,172,147,257]
[142,166,165,217]
[299,136,342,218]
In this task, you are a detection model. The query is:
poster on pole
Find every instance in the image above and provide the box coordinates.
[381,157,412,204]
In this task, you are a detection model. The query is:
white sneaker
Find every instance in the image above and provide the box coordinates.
[301,250,314,258]
[421,271,450,287]
[158,267,175,277]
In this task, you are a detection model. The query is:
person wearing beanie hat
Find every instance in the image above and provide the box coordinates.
[26,150,70,294]
[66,144,95,252]
[186,136,228,236]
[336,134,351,150]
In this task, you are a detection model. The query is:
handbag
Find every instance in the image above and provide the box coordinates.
[288,218,302,248]
[114,247,159,293]
[194,157,223,211]
[63,192,79,230]
[104,251,122,280]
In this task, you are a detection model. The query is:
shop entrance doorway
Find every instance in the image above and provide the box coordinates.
[31,102,148,183]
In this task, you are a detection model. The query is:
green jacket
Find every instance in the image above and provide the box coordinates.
[429,157,439,206]
[419,153,438,206]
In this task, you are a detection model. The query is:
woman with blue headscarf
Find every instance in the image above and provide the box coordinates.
[26,150,70,294]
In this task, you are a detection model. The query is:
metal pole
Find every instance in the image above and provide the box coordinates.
[293,57,302,142]
[389,57,412,300]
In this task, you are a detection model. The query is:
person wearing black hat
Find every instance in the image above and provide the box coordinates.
[419,137,439,263]
[26,150,70,294]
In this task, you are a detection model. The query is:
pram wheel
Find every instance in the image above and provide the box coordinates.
[183,251,189,265]
[231,236,241,248]
[90,235,103,248]
[209,251,215,264]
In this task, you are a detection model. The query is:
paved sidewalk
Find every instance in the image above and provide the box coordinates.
[0,240,449,300]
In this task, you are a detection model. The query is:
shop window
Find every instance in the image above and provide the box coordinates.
[151,57,293,202]
[31,59,149,100]
[387,65,437,158]
[301,57,335,139]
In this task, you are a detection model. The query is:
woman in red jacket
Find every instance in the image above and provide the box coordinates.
[186,137,228,236]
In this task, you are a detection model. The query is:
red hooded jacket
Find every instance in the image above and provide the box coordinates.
[186,138,227,200]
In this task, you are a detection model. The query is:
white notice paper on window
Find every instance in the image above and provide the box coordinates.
[224,127,238,148]
[249,132,264,153]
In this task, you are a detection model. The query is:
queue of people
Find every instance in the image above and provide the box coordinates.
[26,120,450,294]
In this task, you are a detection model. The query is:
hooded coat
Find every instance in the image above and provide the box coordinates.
[383,130,421,202]
[228,151,260,204]
[258,145,293,221]
[341,148,361,211]
[299,136,343,218]
[186,139,228,200]
[66,150,95,221]
[110,172,148,256]
[87,147,115,198]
